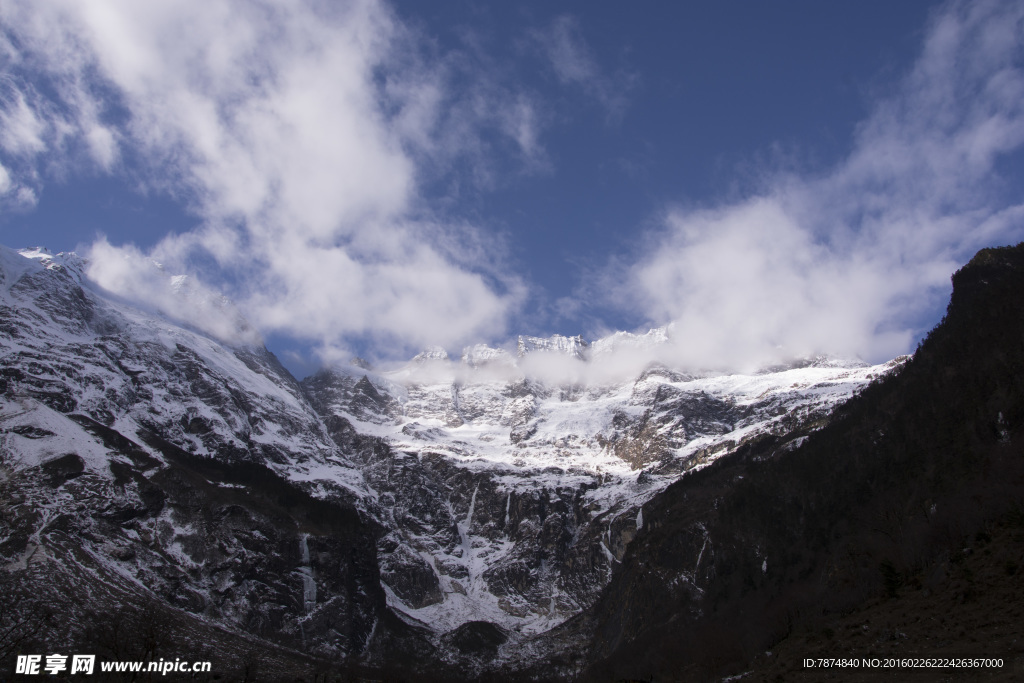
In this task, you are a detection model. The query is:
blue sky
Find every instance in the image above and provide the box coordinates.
[2,0,1023,377]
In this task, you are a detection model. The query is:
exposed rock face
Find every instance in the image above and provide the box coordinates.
[577,243,1024,682]
[517,334,589,359]
[0,247,389,668]
[0,245,896,676]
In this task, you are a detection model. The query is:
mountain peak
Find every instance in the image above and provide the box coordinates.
[460,343,513,368]
[350,356,373,371]
[516,333,589,359]
[412,345,449,362]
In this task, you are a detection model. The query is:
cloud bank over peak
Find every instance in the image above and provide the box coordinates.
[0,0,532,358]
[86,238,263,346]
[2,0,1023,373]
[615,0,1024,369]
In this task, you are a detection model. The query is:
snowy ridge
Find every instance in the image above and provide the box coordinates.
[589,324,672,358]
[0,247,368,497]
[304,328,899,640]
[461,344,514,368]
[517,334,589,359]
[412,346,449,362]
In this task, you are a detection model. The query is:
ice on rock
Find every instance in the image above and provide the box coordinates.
[299,534,317,614]
[516,334,590,360]
[413,346,450,362]
[461,344,514,368]
[589,325,673,359]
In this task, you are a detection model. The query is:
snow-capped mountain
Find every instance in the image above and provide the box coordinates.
[0,246,900,674]
[0,246,380,663]
[300,342,898,644]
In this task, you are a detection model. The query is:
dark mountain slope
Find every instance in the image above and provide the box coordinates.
[582,244,1024,681]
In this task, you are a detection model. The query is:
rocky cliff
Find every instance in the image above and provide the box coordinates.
[577,243,1024,681]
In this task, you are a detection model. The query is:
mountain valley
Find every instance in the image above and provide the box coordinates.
[2,243,1022,680]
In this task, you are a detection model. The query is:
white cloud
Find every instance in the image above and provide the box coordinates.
[0,90,46,156]
[5,0,1020,372]
[617,0,1024,369]
[379,24,551,176]
[84,123,117,170]
[528,15,634,120]
[1,0,531,358]
[87,237,262,345]
[13,186,35,207]
[0,20,117,180]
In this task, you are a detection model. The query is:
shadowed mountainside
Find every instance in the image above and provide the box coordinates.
[577,244,1024,681]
